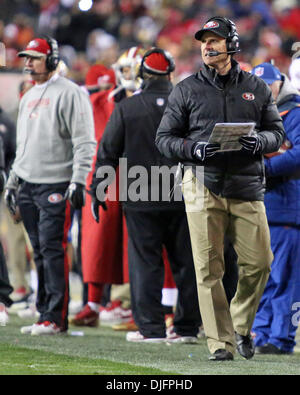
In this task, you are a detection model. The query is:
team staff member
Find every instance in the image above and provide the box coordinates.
[90,48,201,343]
[4,37,96,335]
[156,17,285,360]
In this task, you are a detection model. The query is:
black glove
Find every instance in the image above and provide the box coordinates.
[89,180,108,223]
[65,182,86,210]
[239,135,262,154]
[4,188,17,215]
[193,142,220,161]
[91,197,107,223]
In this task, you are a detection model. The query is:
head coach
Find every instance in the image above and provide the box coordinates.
[156,16,285,361]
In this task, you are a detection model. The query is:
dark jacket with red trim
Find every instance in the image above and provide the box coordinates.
[156,59,285,201]
[264,74,300,225]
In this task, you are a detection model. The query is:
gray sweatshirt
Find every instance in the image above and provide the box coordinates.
[7,74,96,187]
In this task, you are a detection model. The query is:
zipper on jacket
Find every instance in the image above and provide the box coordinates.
[222,79,235,123]
[220,86,230,197]
[222,89,227,123]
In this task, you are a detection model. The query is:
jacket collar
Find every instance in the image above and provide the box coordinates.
[141,78,173,93]
[198,58,241,88]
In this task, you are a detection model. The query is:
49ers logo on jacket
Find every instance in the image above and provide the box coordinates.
[242,92,255,101]
[48,193,64,203]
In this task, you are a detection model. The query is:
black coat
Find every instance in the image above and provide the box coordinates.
[92,78,184,210]
[156,60,285,201]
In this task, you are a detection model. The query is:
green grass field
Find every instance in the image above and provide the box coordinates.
[1,315,300,376]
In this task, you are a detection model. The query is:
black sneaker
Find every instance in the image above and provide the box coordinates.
[255,343,292,355]
[209,349,234,361]
[235,333,255,359]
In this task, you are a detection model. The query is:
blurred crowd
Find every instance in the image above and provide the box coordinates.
[1,0,300,84]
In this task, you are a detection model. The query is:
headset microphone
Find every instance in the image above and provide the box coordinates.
[23,68,49,75]
[207,50,240,57]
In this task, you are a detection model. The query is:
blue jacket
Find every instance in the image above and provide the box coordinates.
[264,75,300,225]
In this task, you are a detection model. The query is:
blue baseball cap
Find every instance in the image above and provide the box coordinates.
[251,62,282,84]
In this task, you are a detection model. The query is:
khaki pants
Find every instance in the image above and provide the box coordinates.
[182,169,273,355]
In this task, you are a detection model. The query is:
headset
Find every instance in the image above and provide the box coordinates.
[43,36,60,71]
[204,16,240,53]
[139,48,175,79]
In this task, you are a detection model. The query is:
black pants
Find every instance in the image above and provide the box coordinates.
[18,181,71,330]
[0,240,13,307]
[124,208,201,338]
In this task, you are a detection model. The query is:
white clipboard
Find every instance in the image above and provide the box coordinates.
[208,122,256,152]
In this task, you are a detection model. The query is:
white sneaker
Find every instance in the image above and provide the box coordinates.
[0,303,9,326]
[100,300,132,326]
[20,322,41,334]
[126,331,166,343]
[31,321,65,336]
[166,326,198,344]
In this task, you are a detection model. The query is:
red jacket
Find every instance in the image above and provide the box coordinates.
[81,89,128,284]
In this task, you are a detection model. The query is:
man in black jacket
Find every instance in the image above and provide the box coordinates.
[90,48,201,343]
[156,17,285,360]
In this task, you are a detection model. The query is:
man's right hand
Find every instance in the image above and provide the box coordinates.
[193,142,220,161]
[4,188,17,216]
[91,197,107,223]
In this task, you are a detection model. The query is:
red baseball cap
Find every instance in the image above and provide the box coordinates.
[85,64,116,87]
[18,38,51,58]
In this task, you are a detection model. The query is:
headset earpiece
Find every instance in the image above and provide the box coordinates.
[204,16,240,53]
[224,18,239,52]
[43,36,60,71]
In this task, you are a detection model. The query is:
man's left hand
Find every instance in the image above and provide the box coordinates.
[239,135,262,154]
[65,182,86,209]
